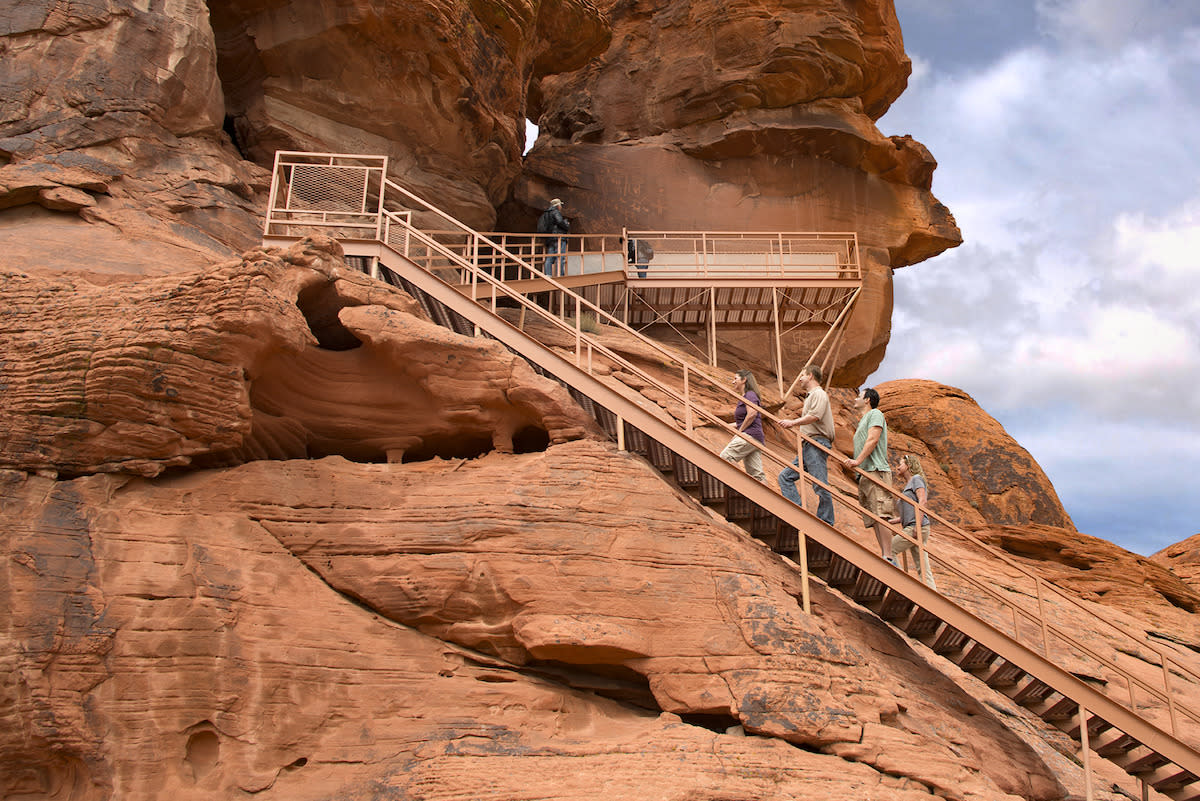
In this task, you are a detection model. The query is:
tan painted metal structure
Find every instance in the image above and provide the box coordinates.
[262,151,860,396]
[265,151,1200,799]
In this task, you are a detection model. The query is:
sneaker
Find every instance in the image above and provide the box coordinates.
[886,556,898,567]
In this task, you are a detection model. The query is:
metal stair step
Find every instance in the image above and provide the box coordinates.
[902,607,943,639]
[956,642,999,672]
[646,438,675,472]
[1117,750,1171,775]
[926,624,969,656]
[981,659,1025,689]
[1094,732,1140,758]
[1063,714,1113,742]
[1006,676,1055,706]
[823,555,860,588]
[1035,695,1079,722]
[876,589,914,622]
[671,454,701,489]
[805,540,833,571]
[1165,784,1200,801]
[849,572,887,606]
[1150,767,1199,794]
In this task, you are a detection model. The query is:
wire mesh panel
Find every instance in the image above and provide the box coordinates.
[266,152,386,238]
[288,163,374,212]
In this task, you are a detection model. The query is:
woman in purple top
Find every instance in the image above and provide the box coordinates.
[718,369,767,482]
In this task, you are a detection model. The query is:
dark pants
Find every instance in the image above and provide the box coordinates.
[778,436,834,525]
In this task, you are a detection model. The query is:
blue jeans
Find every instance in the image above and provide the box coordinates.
[543,237,566,276]
[778,436,834,525]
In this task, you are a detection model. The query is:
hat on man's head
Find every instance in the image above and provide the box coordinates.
[550,198,563,208]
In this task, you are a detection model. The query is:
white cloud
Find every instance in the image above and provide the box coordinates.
[875,7,1200,551]
[907,51,932,87]
[1035,0,1200,49]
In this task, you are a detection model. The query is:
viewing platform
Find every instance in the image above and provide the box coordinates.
[262,152,862,387]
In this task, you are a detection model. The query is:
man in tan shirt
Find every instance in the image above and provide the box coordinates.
[777,365,835,525]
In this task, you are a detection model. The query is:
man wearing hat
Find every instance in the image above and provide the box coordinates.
[537,198,570,277]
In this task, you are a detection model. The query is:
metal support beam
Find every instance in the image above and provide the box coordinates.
[772,288,784,398]
[708,288,718,367]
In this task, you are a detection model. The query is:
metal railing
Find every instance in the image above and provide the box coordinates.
[263,153,858,283]
[263,150,1200,749]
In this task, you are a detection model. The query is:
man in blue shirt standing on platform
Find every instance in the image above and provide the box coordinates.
[537,198,570,277]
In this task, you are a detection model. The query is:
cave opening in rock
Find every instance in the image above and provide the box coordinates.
[527,660,659,711]
[523,119,539,156]
[512,425,550,454]
[222,115,247,160]
[295,283,363,351]
[184,727,220,778]
[206,0,272,167]
[401,433,495,463]
[677,713,742,734]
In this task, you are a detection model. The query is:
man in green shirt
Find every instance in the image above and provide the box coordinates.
[843,387,894,563]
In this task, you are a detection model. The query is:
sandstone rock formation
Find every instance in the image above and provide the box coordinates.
[8,2,1199,800]
[1156,533,1200,592]
[5,246,1200,800]
[514,0,962,383]
[3,0,958,381]
[1,446,1066,801]
[0,236,598,476]
[208,0,610,231]
[0,1,268,277]
[876,379,1075,530]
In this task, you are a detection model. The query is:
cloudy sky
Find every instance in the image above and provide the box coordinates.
[871,0,1200,555]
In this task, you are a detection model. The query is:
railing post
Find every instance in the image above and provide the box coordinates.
[798,529,811,615]
[683,365,693,433]
[1035,580,1051,657]
[1163,658,1180,734]
[284,164,295,218]
[772,288,784,398]
[1078,704,1094,801]
[575,295,582,367]
[616,415,625,451]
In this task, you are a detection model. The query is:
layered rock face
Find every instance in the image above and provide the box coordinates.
[0,236,597,476]
[3,0,958,380]
[12,2,1197,800]
[515,0,962,382]
[0,1,268,277]
[5,247,1200,800]
[0,443,1067,801]
[207,0,610,230]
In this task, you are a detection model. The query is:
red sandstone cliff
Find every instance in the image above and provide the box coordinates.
[3,240,1200,800]
[3,3,1196,801]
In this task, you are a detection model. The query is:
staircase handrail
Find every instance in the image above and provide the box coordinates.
[374,203,1200,738]
[356,235,1200,786]
[264,151,1200,740]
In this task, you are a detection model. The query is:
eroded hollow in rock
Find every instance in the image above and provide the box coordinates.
[512,425,550,455]
[184,727,220,779]
[528,660,659,711]
[295,282,362,351]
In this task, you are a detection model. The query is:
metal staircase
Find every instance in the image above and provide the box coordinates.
[264,151,1200,799]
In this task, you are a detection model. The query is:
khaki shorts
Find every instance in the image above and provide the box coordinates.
[892,523,931,555]
[857,470,893,526]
